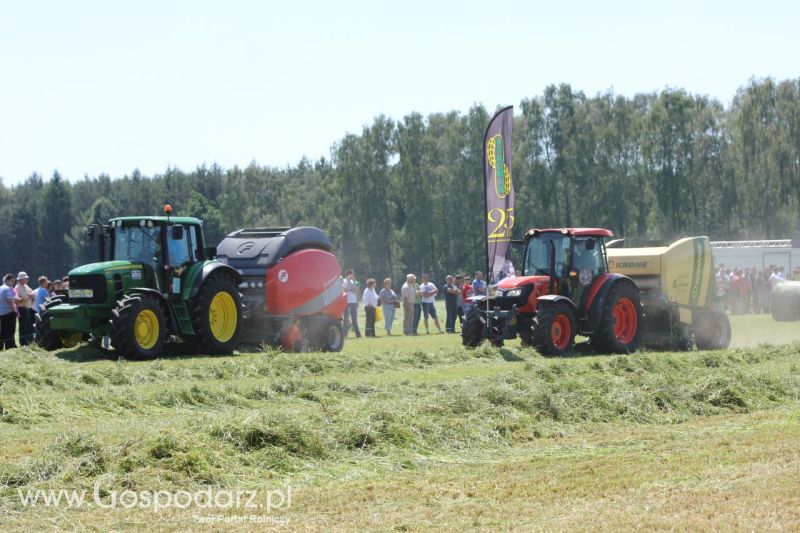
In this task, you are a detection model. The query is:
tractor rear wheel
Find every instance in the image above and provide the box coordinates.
[693,309,731,350]
[189,275,242,354]
[591,282,642,354]
[461,311,484,348]
[110,294,167,359]
[309,317,344,352]
[531,301,576,356]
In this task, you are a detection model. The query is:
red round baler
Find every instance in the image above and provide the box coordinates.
[216,227,346,351]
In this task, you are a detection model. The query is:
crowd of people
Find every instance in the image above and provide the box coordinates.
[340,269,490,338]
[716,264,800,314]
[0,272,69,350]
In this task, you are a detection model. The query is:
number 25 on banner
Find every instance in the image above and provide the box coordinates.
[488,208,514,241]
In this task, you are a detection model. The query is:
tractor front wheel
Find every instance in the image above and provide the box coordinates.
[35,300,83,351]
[531,302,576,356]
[110,294,167,359]
[35,306,63,351]
[461,311,484,348]
[591,282,642,354]
[189,275,242,354]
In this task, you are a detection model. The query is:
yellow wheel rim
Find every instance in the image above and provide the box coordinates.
[134,309,159,350]
[209,291,237,342]
[60,332,83,348]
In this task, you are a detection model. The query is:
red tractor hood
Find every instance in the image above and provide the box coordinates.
[495,275,549,289]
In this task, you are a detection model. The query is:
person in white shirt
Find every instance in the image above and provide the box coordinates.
[362,278,379,337]
[401,274,416,336]
[15,272,36,346]
[342,270,361,338]
[419,273,443,334]
[769,267,783,290]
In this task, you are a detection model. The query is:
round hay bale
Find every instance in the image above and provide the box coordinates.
[770,281,800,321]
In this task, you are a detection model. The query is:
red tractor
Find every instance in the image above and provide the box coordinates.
[216,227,347,351]
[463,228,643,355]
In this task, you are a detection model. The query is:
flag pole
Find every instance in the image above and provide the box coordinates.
[482,110,491,341]
[482,105,514,345]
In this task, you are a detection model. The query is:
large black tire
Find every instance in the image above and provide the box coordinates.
[35,300,82,351]
[693,309,731,350]
[308,317,344,352]
[518,316,534,347]
[673,334,694,352]
[590,281,642,354]
[189,274,243,355]
[110,294,167,360]
[35,306,63,351]
[461,311,484,348]
[531,301,576,356]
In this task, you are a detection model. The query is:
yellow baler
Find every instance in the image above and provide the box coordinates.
[607,236,731,350]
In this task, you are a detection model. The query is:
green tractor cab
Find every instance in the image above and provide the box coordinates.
[36,208,242,359]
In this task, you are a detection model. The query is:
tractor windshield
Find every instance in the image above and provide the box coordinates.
[524,234,570,277]
[113,225,162,270]
[572,237,605,276]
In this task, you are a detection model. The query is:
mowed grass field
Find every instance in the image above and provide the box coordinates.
[0,310,799,531]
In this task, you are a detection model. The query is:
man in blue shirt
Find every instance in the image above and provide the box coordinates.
[472,271,487,296]
[34,276,50,314]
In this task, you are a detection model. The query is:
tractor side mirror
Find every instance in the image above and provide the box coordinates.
[204,246,217,259]
[86,224,96,240]
[171,225,184,240]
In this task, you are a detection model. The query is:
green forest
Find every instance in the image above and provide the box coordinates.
[1,77,798,282]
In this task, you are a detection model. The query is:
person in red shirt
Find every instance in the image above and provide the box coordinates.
[461,275,474,318]
[453,275,466,330]
[730,268,748,314]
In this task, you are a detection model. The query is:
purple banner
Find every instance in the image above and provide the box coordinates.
[483,106,515,282]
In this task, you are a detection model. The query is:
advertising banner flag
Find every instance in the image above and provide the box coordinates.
[483,106,515,282]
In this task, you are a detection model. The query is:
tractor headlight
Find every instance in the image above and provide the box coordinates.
[504,289,522,298]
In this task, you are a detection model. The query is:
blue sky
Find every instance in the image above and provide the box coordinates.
[0,0,797,185]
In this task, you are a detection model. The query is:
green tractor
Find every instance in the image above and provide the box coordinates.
[36,207,243,359]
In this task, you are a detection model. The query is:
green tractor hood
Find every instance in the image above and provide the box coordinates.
[69,260,142,276]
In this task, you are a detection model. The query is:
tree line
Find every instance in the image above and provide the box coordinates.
[1,77,798,282]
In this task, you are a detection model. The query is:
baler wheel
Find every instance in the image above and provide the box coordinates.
[693,309,731,350]
[309,318,344,352]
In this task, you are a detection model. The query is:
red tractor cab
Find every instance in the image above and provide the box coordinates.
[216,227,347,351]
[463,228,643,355]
